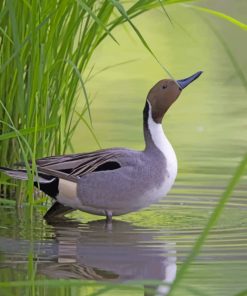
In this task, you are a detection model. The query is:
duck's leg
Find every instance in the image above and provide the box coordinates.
[105,210,112,223]
[44,201,74,220]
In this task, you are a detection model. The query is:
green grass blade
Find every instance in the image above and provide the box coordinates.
[0,27,14,44]
[188,5,247,30]
[109,0,175,79]
[85,59,138,83]
[0,124,56,141]
[0,182,17,187]
[76,0,119,44]
[201,16,247,93]
[158,0,173,25]
[168,153,247,295]
[0,14,51,73]
[66,59,92,126]
[234,290,247,296]
[6,0,24,113]
[75,110,101,149]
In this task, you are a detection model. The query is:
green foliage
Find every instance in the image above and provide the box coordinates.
[1,0,112,168]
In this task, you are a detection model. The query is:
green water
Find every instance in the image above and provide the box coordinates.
[0,1,247,296]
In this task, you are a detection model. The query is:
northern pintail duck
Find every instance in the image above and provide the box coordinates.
[0,71,202,222]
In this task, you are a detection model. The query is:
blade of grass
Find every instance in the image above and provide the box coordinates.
[6,0,24,113]
[0,182,17,187]
[168,153,247,295]
[201,16,247,93]
[0,14,51,73]
[158,0,173,25]
[0,124,56,141]
[235,290,247,296]
[0,100,37,204]
[0,279,142,291]
[85,59,138,83]
[76,0,119,45]
[109,0,175,79]
[0,27,14,44]
[75,110,101,149]
[187,5,247,30]
[66,59,92,126]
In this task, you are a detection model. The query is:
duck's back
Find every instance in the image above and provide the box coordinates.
[76,147,171,215]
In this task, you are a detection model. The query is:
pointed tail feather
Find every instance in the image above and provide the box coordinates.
[0,167,29,180]
[0,166,59,199]
[0,167,55,183]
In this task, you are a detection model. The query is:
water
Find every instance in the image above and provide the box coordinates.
[0,1,247,295]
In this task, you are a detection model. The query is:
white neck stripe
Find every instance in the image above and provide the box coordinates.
[147,100,178,178]
[147,100,168,156]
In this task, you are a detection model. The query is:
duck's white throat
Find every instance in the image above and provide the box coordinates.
[147,100,178,180]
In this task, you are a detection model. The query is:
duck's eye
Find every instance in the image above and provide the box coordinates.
[162,85,167,89]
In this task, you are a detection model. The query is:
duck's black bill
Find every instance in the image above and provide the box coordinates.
[177,71,203,89]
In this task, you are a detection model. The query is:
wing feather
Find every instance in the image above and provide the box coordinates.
[36,149,122,181]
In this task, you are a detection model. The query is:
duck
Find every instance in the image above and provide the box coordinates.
[0,71,202,222]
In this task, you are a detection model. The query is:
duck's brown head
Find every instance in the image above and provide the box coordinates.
[147,71,203,123]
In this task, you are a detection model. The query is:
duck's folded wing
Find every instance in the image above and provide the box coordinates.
[36,149,122,182]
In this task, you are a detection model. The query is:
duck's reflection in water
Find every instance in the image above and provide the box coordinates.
[41,219,176,295]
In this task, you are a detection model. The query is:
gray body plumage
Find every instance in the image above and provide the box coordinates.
[76,146,166,215]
